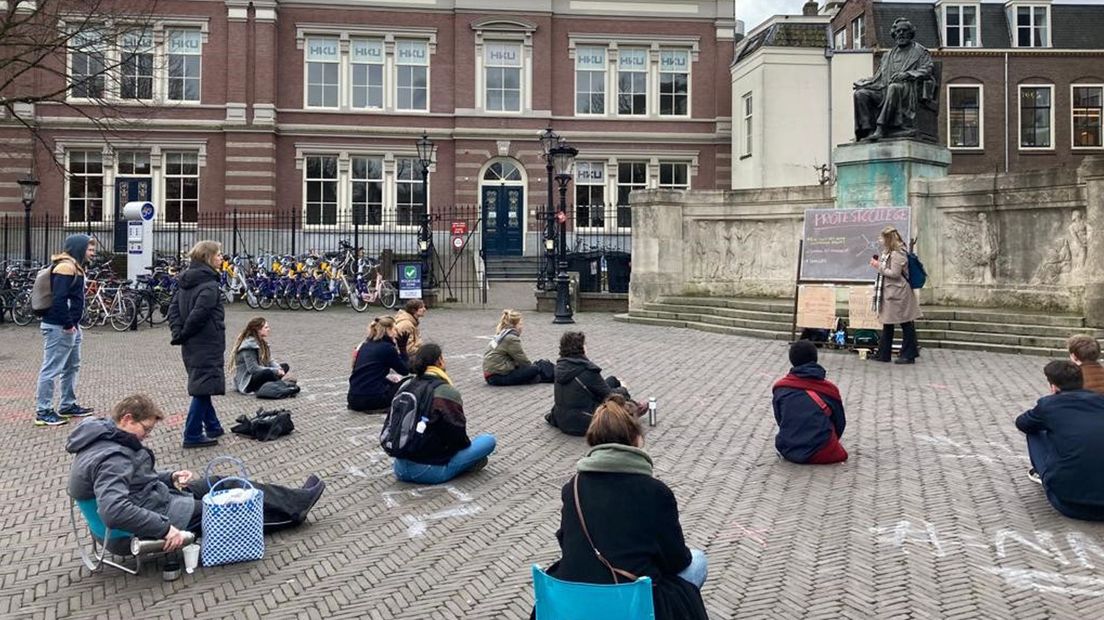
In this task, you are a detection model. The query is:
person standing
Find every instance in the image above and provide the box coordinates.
[869,225,921,364]
[168,240,226,448]
[393,299,426,360]
[34,234,97,426]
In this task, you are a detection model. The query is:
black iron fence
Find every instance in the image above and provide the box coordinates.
[534,207,632,294]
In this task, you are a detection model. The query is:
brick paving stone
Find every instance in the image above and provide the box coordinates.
[2,306,1104,618]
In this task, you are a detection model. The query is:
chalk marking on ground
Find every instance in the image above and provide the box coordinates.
[400,504,484,538]
[988,567,1104,597]
[381,485,473,508]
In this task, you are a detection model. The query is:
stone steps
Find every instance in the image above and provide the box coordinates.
[616,296,1102,357]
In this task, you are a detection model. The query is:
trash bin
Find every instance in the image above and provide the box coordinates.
[604,251,630,294]
[567,251,601,293]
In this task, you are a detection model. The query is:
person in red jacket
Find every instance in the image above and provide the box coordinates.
[771,340,848,464]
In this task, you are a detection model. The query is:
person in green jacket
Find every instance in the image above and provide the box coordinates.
[482,309,553,386]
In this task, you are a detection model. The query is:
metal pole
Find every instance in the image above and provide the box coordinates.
[22,199,32,263]
[232,209,239,256]
[553,177,574,324]
[421,166,430,289]
[545,159,556,289]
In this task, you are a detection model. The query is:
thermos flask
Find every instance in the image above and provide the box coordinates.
[648,398,657,427]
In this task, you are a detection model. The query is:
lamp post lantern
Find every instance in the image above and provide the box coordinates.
[549,140,578,324]
[538,126,559,290]
[18,172,39,263]
[416,131,437,288]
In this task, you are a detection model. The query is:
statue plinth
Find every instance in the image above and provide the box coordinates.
[834,139,951,208]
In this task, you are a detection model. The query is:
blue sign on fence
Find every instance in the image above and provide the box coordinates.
[397,262,422,299]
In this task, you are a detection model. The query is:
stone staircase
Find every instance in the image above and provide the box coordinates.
[614,296,1104,357]
[484,256,542,282]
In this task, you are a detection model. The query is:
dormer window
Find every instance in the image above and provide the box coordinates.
[1012,4,1050,47]
[943,4,979,47]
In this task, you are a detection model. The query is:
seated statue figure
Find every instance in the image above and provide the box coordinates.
[853,18,935,141]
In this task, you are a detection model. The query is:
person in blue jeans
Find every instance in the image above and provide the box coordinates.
[35,234,97,427]
[391,343,496,484]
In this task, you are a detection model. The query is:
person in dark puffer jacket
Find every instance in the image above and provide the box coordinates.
[34,234,97,427]
[772,340,848,464]
[549,331,633,436]
[348,316,409,412]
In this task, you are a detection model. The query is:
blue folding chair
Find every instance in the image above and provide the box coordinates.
[69,496,160,574]
[531,564,655,620]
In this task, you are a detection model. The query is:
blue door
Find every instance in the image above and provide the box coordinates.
[114,178,152,252]
[482,185,524,257]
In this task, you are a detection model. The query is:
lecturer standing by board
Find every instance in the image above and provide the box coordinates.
[869,225,921,364]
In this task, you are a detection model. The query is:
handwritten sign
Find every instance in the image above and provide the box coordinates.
[796,285,836,329]
[847,286,880,329]
[801,207,910,282]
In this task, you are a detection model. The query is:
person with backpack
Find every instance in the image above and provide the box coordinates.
[168,240,227,449]
[549,331,634,436]
[384,343,496,484]
[534,395,708,620]
[230,317,293,394]
[33,234,97,427]
[348,316,409,412]
[869,225,921,364]
[772,340,848,464]
[483,309,554,386]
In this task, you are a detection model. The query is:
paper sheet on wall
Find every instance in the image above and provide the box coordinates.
[847,286,881,329]
[796,285,836,329]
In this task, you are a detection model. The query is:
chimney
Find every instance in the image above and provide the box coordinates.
[802,1,819,16]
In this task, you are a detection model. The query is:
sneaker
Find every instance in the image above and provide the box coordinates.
[58,404,95,417]
[182,436,219,449]
[468,457,489,473]
[1027,468,1042,485]
[206,427,225,439]
[34,411,68,427]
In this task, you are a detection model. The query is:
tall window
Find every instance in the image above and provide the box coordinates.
[659,50,689,116]
[616,162,646,228]
[574,161,605,228]
[948,86,981,148]
[944,5,978,47]
[659,162,689,190]
[67,151,104,223]
[69,30,105,99]
[1016,6,1049,47]
[741,93,753,156]
[617,48,647,116]
[851,15,865,49]
[305,37,339,107]
[484,42,522,112]
[1020,85,1052,148]
[119,30,153,99]
[164,152,199,223]
[305,156,338,225]
[575,46,606,115]
[396,40,429,111]
[167,30,202,102]
[351,156,385,225]
[833,28,846,49]
[1073,85,1103,148]
[396,157,426,225]
[351,39,384,109]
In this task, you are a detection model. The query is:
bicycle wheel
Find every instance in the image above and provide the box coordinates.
[245,286,261,309]
[12,291,35,326]
[151,292,172,324]
[110,297,137,332]
[258,291,275,310]
[378,281,398,310]
[349,282,369,312]
[80,305,99,329]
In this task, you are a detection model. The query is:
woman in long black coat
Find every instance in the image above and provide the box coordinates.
[168,240,227,448]
[536,395,709,620]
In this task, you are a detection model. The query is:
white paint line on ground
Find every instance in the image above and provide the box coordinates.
[400,504,484,538]
[989,567,1104,597]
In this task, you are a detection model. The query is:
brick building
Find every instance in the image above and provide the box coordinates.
[830,0,1104,175]
[0,0,737,259]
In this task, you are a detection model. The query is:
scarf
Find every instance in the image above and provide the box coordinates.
[872,251,889,315]
[772,374,842,401]
[489,328,518,349]
[576,443,654,477]
[424,365,453,386]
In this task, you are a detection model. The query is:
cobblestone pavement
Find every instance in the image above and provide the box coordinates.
[2,306,1104,620]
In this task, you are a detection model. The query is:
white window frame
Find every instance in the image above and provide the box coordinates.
[166,29,203,102]
[394,156,428,227]
[1018,83,1055,150]
[574,161,607,231]
[570,37,698,119]
[614,161,647,231]
[67,28,107,102]
[304,36,341,109]
[574,45,607,116]
[1012,4,1051,48]
[483,41,524,114]
[851,15,865,49]
[833,28,847,50]
[119,29,154,101]
[65,150,106,224]
[942,4,981,48]
[163,151,200,224]
[658,161,690,191]
[658,49,690,118]
[741,92,753,157]
[395,40,430,112]
[616,48,648,117]
[1071,84,1104,150]
[350,155,386,227]
[303,154,340,226]
[350,39,385,111]
[947,84,984,150]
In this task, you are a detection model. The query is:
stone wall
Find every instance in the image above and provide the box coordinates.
[631,155,1104,324]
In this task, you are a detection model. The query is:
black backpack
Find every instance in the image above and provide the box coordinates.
[380,376,442,458]
[256,380,301,400]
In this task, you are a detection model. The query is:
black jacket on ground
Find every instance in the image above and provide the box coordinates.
[348,337,409,409]
[1016,389,1104,508]
[168,262,226,396]
[550,356,612,436]
[546,471,708,620]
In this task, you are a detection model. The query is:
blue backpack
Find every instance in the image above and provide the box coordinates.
[906,252,927,289]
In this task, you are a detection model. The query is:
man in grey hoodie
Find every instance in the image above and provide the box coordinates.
[68,394,325,552]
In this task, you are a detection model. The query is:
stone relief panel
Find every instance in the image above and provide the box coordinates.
[945,211,1000,284]
[1031,210,1087,286]
[687,218,800,283]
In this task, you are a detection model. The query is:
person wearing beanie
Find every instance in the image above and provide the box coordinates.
[34,234,97,427]
[771,340,848,464]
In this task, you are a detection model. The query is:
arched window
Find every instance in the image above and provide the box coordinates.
[483,160,523,182]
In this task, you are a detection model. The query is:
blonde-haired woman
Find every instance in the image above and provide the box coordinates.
[348,316,410,412]
[869,226,921,364]
[482,309,553,386]
[168,240,226,448]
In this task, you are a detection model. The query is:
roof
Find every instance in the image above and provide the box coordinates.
[734,21,829,62]
[869,2,1104,50]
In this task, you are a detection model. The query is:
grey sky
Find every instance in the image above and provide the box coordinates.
[737,0,1104,35]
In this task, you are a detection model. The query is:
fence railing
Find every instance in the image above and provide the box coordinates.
[534,207,632,294]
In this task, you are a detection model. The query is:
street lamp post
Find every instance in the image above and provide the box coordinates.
[18,172,40,264]
[538,126,559,290]
[549,140,578,324]
[415,131,437,289]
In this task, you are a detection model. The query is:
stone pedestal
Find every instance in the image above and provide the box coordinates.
[1081,155,1104,327]
[834,139,951,208]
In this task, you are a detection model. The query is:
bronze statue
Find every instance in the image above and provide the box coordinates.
[853,18,936,142]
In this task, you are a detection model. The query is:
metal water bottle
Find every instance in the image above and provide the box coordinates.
[131,530,196,555]
[648,398,657,427]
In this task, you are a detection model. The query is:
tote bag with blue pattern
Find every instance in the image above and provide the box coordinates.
[201,458,265,566]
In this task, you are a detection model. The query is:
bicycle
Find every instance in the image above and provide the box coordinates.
[81,278,138,332]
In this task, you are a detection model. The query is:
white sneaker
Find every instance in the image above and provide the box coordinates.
[1027,468,1042,485]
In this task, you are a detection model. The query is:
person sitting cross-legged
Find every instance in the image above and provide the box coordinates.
[348,316,410,412]
[549,331,635,436]
[771,340,848,465]
[1016,360,1104,521]
[67,394,326,552]
[483,309,554,386]
[1068,334,1104,395]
